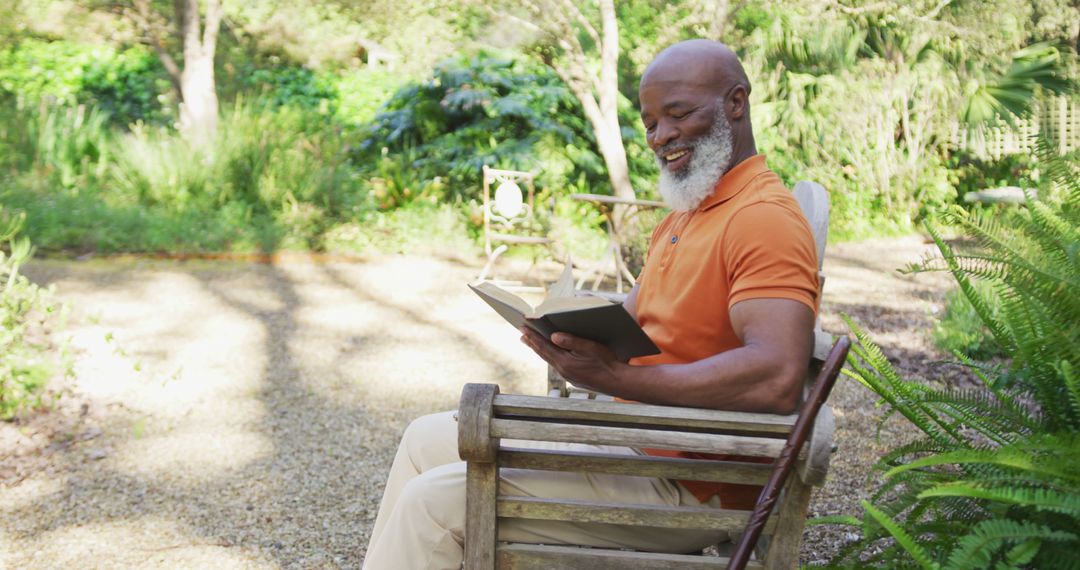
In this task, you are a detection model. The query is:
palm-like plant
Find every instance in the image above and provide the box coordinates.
[822,139,1080,568]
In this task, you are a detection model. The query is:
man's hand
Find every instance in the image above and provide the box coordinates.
[519,327,623,394]
[518,297,814,413]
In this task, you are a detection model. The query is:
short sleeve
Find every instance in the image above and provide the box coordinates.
[723,201,819,312]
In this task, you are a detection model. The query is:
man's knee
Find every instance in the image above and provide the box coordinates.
[397,464,467,530]
[402,411,456,443]
[400,411,459,457]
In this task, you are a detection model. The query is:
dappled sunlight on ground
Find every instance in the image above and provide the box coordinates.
[7,517,274,569]
[4,243,962,567]
[6,254,548,568]
[114,429,273,482]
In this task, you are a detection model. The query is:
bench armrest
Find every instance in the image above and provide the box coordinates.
[458,384,834,486]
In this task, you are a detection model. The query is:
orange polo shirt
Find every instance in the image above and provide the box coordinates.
[629,154,819,507]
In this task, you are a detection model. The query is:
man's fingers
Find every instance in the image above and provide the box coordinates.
[520,327,564,362]
[551,333,613,359]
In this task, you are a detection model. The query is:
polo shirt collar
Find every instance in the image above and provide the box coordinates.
[696,154,769,211]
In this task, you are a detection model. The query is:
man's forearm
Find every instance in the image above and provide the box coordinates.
[614,343,806,414]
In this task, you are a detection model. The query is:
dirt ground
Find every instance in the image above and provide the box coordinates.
[1,236,958,568]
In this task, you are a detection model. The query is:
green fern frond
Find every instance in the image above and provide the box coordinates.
[919,225,1016,353]
[1036,136,1080,198]
[913,389,1033,444]
[886,445,1079,483]
[943,519,1075,570]
[861,500,940,570]
[1062,361,1080,431]
[1035,541,1080,569]
[997,538,1040,568]
[844,316,966,445]
[920,483,1080,517]
[823,140,1080,567]
[877,438,956,466]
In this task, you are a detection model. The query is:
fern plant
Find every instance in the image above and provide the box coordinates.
[821,139,1080,569]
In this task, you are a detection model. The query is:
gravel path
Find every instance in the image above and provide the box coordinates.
[2,236,958,568]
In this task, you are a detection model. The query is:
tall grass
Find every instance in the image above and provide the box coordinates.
[0,99,385,253]
[0,96,608,260]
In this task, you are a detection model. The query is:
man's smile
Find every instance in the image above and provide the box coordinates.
[661,147,693,172]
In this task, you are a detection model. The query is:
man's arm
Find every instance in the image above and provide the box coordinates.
[520,297,814,414]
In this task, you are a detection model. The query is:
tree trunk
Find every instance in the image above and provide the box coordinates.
[595,0,634,203]
[179,49,218,143]
[175,0,222,144]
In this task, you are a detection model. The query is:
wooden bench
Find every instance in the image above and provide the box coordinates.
[458,182,835,569]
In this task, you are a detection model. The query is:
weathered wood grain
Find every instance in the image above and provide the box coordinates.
[491,419,794,458]
[496,543,764,570]
[493,394,797,434]
[497,496,776,534]
[498,447,772,484]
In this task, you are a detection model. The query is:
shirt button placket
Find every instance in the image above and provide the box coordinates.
[661,213,691,269]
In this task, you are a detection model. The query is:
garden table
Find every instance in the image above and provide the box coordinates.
[569,193,666,293]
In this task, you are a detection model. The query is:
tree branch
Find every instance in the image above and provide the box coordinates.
[487,6,544,36]
[557,0,601,51]
[129,0,183,100]
[202,0,223,55]
[176,0,202,60]
[828,0,890,16]
[597,0,618,121]
[921,0,953,20]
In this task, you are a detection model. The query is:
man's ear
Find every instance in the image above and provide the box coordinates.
[727,85,749,121]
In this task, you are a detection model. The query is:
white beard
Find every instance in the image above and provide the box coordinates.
[657,107,734,212]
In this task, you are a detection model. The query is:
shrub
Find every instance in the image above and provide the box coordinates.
[358,53,656,206]
[1,97,369,254]
[821,140,1080,568]
[0,39,170,126]
[932,280,1005,360]
[322,202,475,257]
[0,209,71,419]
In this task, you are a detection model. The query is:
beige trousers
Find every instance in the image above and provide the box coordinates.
[362,411,724,570]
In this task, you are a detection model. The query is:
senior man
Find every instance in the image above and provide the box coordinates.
[362,39,819,570]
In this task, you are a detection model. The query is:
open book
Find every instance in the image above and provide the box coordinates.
[469,263,660,362]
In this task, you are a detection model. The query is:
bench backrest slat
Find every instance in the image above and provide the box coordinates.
[494,394,797,435]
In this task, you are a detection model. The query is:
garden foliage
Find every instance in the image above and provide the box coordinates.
[0,39,170,126]
[0,209,70,420]
[0,97,367,253]
[824,141,1080,568]
[357,54,657,209]
[0,1,1076,255]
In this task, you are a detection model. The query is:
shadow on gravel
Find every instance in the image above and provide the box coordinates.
[316,263,534,395]
[8,259,538,567]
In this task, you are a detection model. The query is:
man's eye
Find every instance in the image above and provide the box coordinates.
[671,111,689,119]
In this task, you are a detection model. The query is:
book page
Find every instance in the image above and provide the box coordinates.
[534,294,611,316]
[545,258,575,300]
[471,282,536,317]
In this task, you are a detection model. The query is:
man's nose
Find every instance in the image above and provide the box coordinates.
[649,120,678,150]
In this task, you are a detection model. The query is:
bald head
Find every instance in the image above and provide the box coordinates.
[642,40,750,99]
[638,40,758,208]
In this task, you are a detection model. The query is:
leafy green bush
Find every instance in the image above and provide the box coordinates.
[332,68,404,125]
[358,53,655,206]
[1,97,369,253]
[323,202,476,257]
[933,280,1005,360]
[0,39,170,126]
[946,151,1039,201]
[822,140,1080,568]
[234,63,338,114]
[0,209,71,419]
